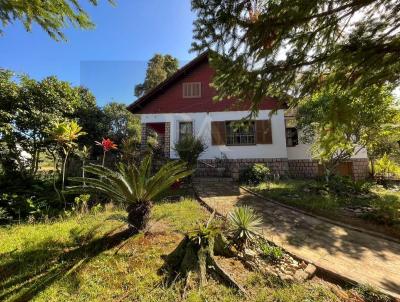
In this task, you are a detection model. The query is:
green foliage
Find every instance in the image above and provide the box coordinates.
[0,71,102,179]
[69,155,192,205]
[188,212,220,247]
[324,175,370,196]
[173,135,207,168]
[298,85,400,169]
[103,102,141,146]
[355,284,391,302]
[364,195,400,226]
[375,154,400,177]
[259,241,283,263]
[0,0,114,41]
[0,179,60,224]
[240,163,271,185]
[134,54,179,97]
[228,206,263,249]
[73,194,90,214]
[192,0,400,111]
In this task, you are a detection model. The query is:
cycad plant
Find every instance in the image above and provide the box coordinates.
[68,155,193,230]
[228,206,263,250]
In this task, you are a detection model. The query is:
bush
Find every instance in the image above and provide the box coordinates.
[363,195,400,226]
[321,175,372,196]
[240,163,271,185]
[259,241,283,263]
[375,154,400,177]
[174,135,207,168]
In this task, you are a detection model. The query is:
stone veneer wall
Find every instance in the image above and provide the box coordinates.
[195,158,369,180]
[164,122,170,158]
[140,122,170,158]
[288,158,370,180]
[288,160,320,178]
[352,158,369,180]
[196,158,289,179]
[140,123,148,153]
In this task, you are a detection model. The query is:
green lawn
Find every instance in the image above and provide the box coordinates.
[0,199,349,302]
[247,179,400,238]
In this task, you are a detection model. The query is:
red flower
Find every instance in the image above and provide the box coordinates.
[96,138,118,152]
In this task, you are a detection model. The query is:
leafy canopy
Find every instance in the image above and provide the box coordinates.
[0,0,114,41]
[134,54,179,97]
[0,69,104,177]
[191,0,400,111]
[297,84,400,165]
[103,102,141,146]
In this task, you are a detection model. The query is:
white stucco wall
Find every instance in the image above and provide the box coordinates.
[140,110,288,160]
[286,130,368,160]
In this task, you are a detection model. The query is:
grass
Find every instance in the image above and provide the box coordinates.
[247,179,400,238]
[0,198,350,302]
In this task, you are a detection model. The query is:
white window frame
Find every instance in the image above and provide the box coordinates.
[177,120,194,142]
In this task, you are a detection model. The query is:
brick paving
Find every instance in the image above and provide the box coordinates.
[194,179,400,299]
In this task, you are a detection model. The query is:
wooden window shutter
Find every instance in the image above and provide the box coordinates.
[211,121,226,145]
[256,120,272,144]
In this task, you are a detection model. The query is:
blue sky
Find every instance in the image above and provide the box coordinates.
[0,1,196,106]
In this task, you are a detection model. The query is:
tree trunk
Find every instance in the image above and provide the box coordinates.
[126,201,153,231]
[370,158,375,177]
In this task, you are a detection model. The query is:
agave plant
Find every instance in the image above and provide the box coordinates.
[68,155,193,230]
[228,206,263,249]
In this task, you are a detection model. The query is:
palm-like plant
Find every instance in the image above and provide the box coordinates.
[228,206,263,250]
[50,120,86,207]
[68,155,193,230]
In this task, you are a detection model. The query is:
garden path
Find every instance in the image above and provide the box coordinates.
[194,179,400,299]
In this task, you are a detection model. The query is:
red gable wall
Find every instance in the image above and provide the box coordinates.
[131,59,282,114]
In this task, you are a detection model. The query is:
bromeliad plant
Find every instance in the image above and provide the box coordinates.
[67,155,193,231]
[228,206,263,250]
[95,138,117,166]
[50,120,86,207]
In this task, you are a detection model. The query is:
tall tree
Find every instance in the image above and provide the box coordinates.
[191,0,400,112]
[0,0,114,41]
[103,102,141,146]
[71,86,109,150]
[297,84,400,174]
[0,71,106,177]
[134,54,179,97]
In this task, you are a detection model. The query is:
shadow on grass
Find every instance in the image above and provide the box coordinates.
[0,225,136,302]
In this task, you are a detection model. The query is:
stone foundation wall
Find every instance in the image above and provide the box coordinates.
[352,158,369,180]
[196,158,289,179]
[288,160,320,178]
[288,158,370,180]
[140,123,148,152]
[164,122,170,158]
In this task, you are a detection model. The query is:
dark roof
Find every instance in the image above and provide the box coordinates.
[127,51,209,113]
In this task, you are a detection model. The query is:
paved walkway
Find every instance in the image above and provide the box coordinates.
[194,180,400,299]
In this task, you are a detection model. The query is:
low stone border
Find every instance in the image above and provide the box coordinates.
[241,186,400,245]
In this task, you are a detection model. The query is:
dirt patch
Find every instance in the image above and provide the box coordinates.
[213,256,250,286]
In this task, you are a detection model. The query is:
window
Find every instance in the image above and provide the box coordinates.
[179,121,193,141]
[286,127,298,147]
[183,82,201,98]
[226,121,255,145]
